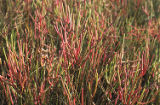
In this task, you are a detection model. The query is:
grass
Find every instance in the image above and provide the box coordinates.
[0,0,160,105]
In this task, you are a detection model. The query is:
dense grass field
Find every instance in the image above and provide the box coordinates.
[0,0,160,105]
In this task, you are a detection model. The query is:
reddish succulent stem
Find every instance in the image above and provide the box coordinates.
[81,88,84,105]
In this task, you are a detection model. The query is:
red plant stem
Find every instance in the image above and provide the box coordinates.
[117,0,120,6]
[81,88,84,105]
[73,97,76,105]
[115,93,119,105]
[56,0,59,7]
[34,16,37,39]
[121,0,123,5]
[7,85,14,105]
[59,76,71,105]
[119,90,122,101]
[109,92,112,99]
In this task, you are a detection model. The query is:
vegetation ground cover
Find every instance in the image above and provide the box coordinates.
[0,0,160,105]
